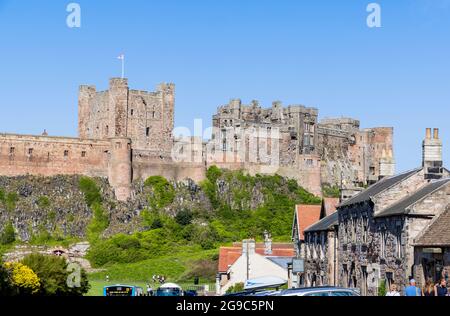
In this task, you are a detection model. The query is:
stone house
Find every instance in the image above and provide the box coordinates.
[291,198,339,286]
[336,128,450,296]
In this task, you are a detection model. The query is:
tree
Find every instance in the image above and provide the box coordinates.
[4,262,40,295]
[21,253,90,296]
[226,282,245,294]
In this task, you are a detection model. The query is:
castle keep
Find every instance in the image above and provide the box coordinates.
[0,78,395,200]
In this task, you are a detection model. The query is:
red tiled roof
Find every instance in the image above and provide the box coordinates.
[323,198,340,217]
[218,244,295,273]
[295,204,322,240]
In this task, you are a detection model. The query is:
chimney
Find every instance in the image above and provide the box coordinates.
[379,148,395,180]
[434,128,439,140]
[423,128,443,180]
[242,239,256,256]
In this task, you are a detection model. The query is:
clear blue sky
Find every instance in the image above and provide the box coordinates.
[0,0,449,172]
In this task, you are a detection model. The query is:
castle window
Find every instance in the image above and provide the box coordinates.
[28,148,33,155]
[105,125,109,136]
[81,151,87,158]
[9,147,15,154]
[64,150,69,157]
[152,111,155,119]
[146,127,150,136]
[306,159,314,167]
[131,109,134,116]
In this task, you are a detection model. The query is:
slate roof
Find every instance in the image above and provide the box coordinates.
[294,204,322,240]
[415,208,450,246]
[266,257,293,269]
[304,212,339,233]
[339,168,422,208]
[376,178,450,218]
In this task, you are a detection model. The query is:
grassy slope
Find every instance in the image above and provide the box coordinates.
[87,246,218,296]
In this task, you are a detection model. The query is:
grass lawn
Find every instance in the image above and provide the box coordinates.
[86,246,218,296]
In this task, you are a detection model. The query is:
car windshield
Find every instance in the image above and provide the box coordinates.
[304,291,330,297]
[329,291,354,296]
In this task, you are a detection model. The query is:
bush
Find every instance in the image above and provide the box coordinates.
[87,203,109,242]
[21,253,90,296]
[5,192,18,212]
[0,261,14,296]
[175,209,193,226]
[78,177,102,207]
[37,196,50,209]
[322,184,341,198]
[144,176,175,210]
[378,279,387,296]
[0,222,15,245]
[226,282,245,294]
[4,262,40,295]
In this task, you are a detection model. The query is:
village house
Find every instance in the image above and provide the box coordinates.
[336,128,450,296]
[291,198,339,286]
[216,235,295,295]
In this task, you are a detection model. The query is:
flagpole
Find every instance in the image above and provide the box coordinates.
[121,56,125,79]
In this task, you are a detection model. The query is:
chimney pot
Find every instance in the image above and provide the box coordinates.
[433,128,439,140]
[426,128,432,140]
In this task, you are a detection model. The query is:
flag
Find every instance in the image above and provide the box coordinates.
[117,54,124,60]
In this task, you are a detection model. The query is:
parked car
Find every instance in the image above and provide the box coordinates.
[277,287,360,297]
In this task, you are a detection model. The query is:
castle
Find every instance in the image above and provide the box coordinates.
[0,78,395,201]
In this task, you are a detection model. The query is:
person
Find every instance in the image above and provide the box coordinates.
[435,278,448,297]
[146,284,153,296]
[405,279,421,296]
[106,275,110,283]
[422,279,436,296]
[386,283,400,296]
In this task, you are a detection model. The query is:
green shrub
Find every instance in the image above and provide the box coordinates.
[21,253,90,296]
[0,189,5,203]
[5,192,18,212]
[322,184,341,198]
[378,279,387,296]
[37,196,50,209]
[78,177,102,206]
[144,176,175,210]
[87,203,109,242]
[175,209,193,226]
[0,222,15,245]
[226,282,245,294]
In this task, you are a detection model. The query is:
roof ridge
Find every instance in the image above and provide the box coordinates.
[414,206,450,246]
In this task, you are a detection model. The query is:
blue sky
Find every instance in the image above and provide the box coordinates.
[0,0,449,172]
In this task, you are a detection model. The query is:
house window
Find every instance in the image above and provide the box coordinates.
[395,225,403,258]
[362,217,369,244]
[320,232,326,259]
[380,229,388,259]
[386,272,394,290]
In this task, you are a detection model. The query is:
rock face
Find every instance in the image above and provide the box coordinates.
[0,175,214,241]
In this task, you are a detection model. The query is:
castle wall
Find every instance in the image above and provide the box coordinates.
[0,134,109,178]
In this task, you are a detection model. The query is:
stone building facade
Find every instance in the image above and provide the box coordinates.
[336,128,450,296]
[208,99,395,196]
[0,77,395,201]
